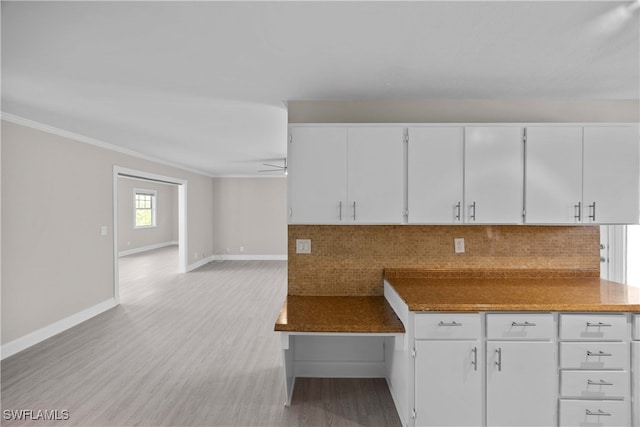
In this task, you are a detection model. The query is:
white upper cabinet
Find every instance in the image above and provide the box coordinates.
[347,127,405,224]
[583,126,639,224]
[287,126,404,224]
[407,127,464,224]
[464,127,524,224]
[288,127,347,224]
[525,127,583,224]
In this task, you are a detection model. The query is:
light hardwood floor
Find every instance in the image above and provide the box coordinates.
[2,247,401,426]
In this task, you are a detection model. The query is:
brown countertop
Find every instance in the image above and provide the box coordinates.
[385,269,640,312]
[274,295,405,333]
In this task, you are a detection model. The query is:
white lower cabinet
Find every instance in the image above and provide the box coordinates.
[405,312,639,427]
[486,342,556,426]
[485,312,557,427]
[558,314,633,427]
[415,340,482,426]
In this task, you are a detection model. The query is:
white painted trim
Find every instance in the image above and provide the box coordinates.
[186,255,216,272]
[1,298,117,360]
[1,113,215,178]
[211,254,288,261]
[119,241,178,257]
[294,361,386,378]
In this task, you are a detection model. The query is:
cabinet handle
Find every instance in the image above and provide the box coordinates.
[470,202,476,221]
[339,201,342,221]
[353,201,356,221]
[586,409,612,417]
[587,350,612,357]
[438,321,462,327]
[471,347,478,371]
[587,379,614,386]
[511,321,536,327]
[574,202,582,221]
[586,321,612,327]
[455,202,461,221]
[589,202,596,221]
[495,348,502,372]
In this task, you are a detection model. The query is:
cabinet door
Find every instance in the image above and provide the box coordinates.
[487,341,556,427]
[288,127,347,224]
[465,127,524,224]
[415,340,482,427]
[633,341,640,427]
[583,126,639,224]
[525,126,583,224]
[347,127,404,224]
[407,127,464,224]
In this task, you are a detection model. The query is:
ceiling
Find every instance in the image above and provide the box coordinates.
[2,1,639,176]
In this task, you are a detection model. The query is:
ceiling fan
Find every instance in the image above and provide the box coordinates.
[259,158,287,175]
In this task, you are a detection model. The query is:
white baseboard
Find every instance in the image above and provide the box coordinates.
[211,254,288,261]
[119,241,178,257]
[1,298,118,360]
[186,255,216,272]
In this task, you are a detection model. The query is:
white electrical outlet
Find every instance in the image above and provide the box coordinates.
[454,238,465,254]
[296,239,311,254]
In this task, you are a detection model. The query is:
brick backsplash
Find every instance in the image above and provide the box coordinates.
[288,225,600,296]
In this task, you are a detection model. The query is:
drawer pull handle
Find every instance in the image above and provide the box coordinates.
[586,350,613,357]
[586,322,612,327]
[586,409,611,417]
[438,321,462,327]
[495,348,502,372]
[471,347,478,371]
[587,379,614,386]
[511,321,536,327]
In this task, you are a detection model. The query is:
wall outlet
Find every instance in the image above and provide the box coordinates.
[296,239,311,254]
[240,246,244,252]
[194,252,199,259]
[454,238,465,254]
[101,226,108,236]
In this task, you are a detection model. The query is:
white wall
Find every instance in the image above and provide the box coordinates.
[1,120,214,346]
[117,177,178,254]
[211,177,287,258]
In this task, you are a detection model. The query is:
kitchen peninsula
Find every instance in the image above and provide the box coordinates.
[276,269,640,427]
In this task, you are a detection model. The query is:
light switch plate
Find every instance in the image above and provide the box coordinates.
[296,239,311,254]
[454,238,465,254]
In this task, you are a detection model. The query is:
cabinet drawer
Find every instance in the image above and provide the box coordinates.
[560,342,629,370]
[560,314,629,341]
[486,313,554,340]
[560,371,630,399]
[559,399,629,427]
[414,313,481,340]
[633,314,639,340]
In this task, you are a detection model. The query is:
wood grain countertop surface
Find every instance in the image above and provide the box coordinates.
[274,295,405,333]
[384,268,640,312]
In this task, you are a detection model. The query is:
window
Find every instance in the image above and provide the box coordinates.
[134,189,156,228]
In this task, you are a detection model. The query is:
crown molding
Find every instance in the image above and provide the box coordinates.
[1,112,217,178]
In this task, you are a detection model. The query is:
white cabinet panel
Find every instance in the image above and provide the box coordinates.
[560,313,629,341]
[465,126,524,224]
[288,127,347,224]
[525,126,583,224]
[347,127,405,224]
[560,342,629,370]
[414,313,481,340]
[407,127,464,224]
[415,340,482,427]
[486,341,556,426]
[486,313,555,340]
[560,370,630,399]
[559,399,630,427]
[633,342,640,427]
[583,126,639,224]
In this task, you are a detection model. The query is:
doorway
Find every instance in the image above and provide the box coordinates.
[113,166,188,304]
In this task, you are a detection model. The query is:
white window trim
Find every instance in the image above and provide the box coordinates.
[134,188,157,229]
